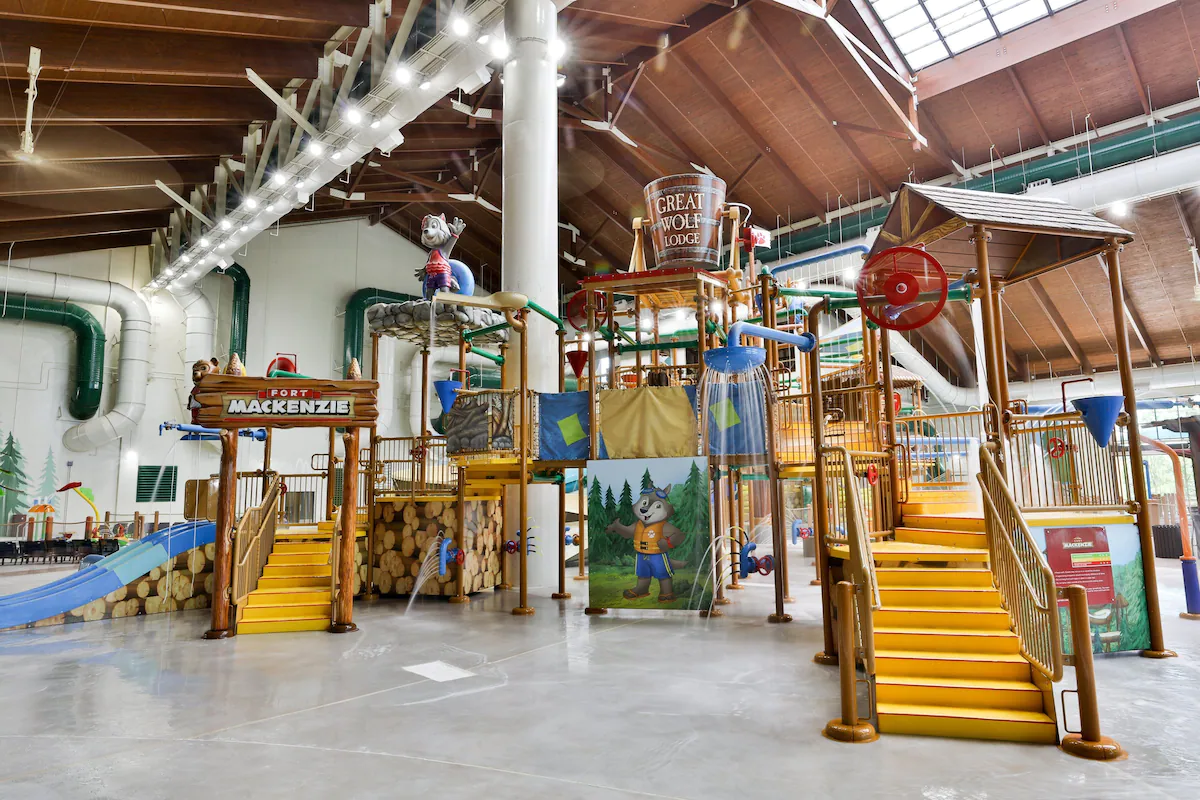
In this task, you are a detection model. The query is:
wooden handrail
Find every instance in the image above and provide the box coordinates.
[823,445,879,675]
[328,504,342,622]
[231,476,282,613]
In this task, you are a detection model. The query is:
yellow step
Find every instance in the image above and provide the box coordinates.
[238,616,331,635]
[262,564,331,578]
[257,575,329,590]
[901,501,978,516]
[874,627,1021,654]
[876,677,1045,712]
[241,602,330,621]
[879,586,1002,608]
[904,490,974,505]
[875,568,993,588]
[901,514,985,533]
[875,650,1032,681]
[895,527,988,549]
[273,542,332,555]
[830,541,988,563]
[267,552,330,566]
[876,606,1011,630]
[244,588,331,607]
[876,703,1056,743]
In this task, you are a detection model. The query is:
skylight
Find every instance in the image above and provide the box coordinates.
[868,0,1083,70]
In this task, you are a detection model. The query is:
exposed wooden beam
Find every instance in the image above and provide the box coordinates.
[1094,255,1160,366]
[747,9,892,202]
[675,49,826,219]
[627,82,708,168]
[1,231,153,259]
[0,158,216,198]
[342,161,372,210]
[582,127,667,186]
[0,8,334,42]
[561,7,691,29]
[0,189,173,223]
[914,0,1175,98]
[1113,24,1151,116]
[845,0,912,80]
[85,0,369,26]
[0,82,273,125]
[830,120,911,141]
[0,20,321,81]
[0,211,170,244]
[727,154,762,195]
[611,63,645,128]
[371,203,414,227]
[1028,278,1093,373]
[356,191,475,203]
[0,125,245,163]
[1005,68,1051,145]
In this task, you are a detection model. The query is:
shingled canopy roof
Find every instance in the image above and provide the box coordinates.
[867,183,1135,284]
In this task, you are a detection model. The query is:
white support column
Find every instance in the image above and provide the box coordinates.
[502,0,559,590]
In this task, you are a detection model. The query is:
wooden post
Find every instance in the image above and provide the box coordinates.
[325,428,336,521]
[1060,584,1125,759]
[727,468,742,590]
[634,294,643,386]
[498,489,511,590]
[992,289,1011,416]
[26,518,34,541]
[44,515,54,542]
[809,300,837,662]
[822,581,878,743]
[973,226,1003,439]
[152,510,160,535]
[587,294,597,457]
[1105,243,1173,658]
[765,386,790,623]
[331,429,360,632]
[881,328,903,528]
[84,516,94,540]
[553,328,570,600]
[205,429,238,639]
[575,468,588,581]
[262,429,273,496]
[513,309,534,616]
[366,332,381,601]
[449,438,470,604]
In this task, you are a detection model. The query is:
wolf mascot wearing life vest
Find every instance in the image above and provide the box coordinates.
[605,484,689,603]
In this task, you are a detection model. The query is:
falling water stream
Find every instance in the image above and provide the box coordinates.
[406,532,445,614]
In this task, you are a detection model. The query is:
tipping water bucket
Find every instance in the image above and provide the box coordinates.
[1071,395,1125,448]
[566,350,588,379]
[433,379,462,413]
[643,174,727,269]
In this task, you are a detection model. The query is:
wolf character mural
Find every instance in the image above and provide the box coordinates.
[605,484,687,602]
[415,213,471,300]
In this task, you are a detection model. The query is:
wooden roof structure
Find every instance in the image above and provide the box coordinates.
[868,183,1134,283]
[1,0,1199,384]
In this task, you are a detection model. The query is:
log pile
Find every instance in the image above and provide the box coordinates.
[370,498,503,597]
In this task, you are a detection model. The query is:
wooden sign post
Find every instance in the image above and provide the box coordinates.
[195,375,378,639]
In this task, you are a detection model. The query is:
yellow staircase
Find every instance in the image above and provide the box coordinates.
[237,521,335,635]
[871,499,1057,744]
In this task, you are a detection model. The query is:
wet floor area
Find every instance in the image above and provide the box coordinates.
[1,554,1198,799]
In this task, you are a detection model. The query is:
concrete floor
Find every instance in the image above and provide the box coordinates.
[1,552,1198,799]
[0,563,74,594]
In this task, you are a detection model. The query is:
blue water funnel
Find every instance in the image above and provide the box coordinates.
[738,542,758,579]
[433,379,462,413]
[1071,395,1125,448]
[703,345,766,375]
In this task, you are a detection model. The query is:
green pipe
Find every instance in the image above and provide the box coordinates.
[468,346,504,366]
[268,369,313,379]
[462,321,510,341]
[619,339,698,353]
[755,110,1200,261]
[0,297,103,419]
[342,288,420,378]
[224,264,250,362]
[525,300,564,330]
[825,285,972,312]
[779,286,857,299]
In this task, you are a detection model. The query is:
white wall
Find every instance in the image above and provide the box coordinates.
[0,218,427,529]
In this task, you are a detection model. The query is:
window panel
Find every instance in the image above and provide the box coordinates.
[945,20,996,52]
[993,0,1047,31]
[907,40,951,69]
[894,24,941,53]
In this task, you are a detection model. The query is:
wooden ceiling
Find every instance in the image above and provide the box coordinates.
[1,0,1199,381]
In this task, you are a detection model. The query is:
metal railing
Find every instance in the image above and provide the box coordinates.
[823,448,895,543]
[328,503,342,620]
[777,393,815,465]
[978,443,1063,681]
[231,476,282,614]
[895,410,984,492]
[276,472,328,524]
[1006,412,1133,513]
[374,436,457,497]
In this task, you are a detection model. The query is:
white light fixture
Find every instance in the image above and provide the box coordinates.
[346,107,363,125]
[477,33,491,45]
[556,73,566,88]
[240,224,248,233]
[1110,200,1129,217]
[244,197,258,210]
[369,119,382,129]
[180,254,191,264]
[296,179,307,190]
[198,236,210,247]
[450,15,469,36]
[419,79,433,91]
[271,172,287,187]
[551,37,567,61]
[332,150,344,161]
[219,219,231,231]
[307,140,324,157]
[218,241,230,251]
[395,66,412,85]
[490,38,509,60]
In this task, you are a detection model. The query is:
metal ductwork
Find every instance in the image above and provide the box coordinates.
[168,283,215,363]
[0,266,150,452]
[888,331,978,409]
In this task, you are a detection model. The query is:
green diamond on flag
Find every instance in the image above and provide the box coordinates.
[557,413,586,446]
[710,398,741,430]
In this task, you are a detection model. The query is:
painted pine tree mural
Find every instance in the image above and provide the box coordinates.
[640,468,653,493]
[38,448,58,512]
[0,433,30,524]
[617,479,635,526]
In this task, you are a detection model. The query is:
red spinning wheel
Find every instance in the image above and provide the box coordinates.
[565,290,610,332]
[856,246,948,331]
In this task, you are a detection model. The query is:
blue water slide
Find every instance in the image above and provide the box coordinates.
[0,520,216,630]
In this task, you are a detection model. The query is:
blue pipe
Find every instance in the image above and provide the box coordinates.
[769,244,869,277]
[729,321,817,352]
[159,421,267,441]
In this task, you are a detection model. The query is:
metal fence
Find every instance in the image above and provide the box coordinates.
[777,393,815,465]
[822,449,895,544]
[373,436,457,497]
[1007,412,1133,513]
[895,410,985,492]
[232,477,281,612]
